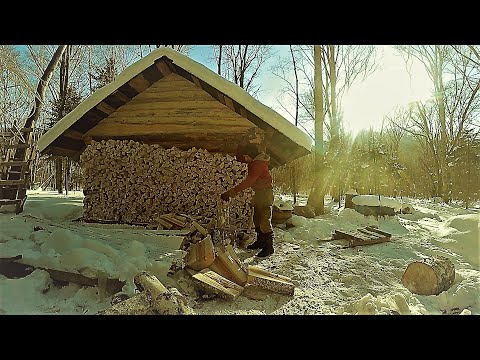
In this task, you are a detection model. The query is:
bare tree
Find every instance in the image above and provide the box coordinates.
[0,46,35,130]
[396,45,480,201]
[297,45,377,143]
[211,45,273,96]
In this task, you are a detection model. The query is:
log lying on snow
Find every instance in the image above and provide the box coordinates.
[99,293,154,315]
[80,140,254,227]
[247,266,295,296]
[401,256,455,295]
[99,272,194,315]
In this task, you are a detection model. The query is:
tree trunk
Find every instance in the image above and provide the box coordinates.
[5,45,66,201]
[24,45,67,130]
[307,45,325,215]
[55,156,63,194]
[328,45,339,151]
[217,45,222,75]
[290,45,300,204]
[401,255,455,295]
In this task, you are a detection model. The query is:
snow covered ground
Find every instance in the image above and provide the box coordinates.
[0,190,478,315]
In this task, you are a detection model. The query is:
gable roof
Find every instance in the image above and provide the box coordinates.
[38,47,312,167]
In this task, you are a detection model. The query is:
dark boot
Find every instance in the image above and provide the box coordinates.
[256,232,274,257]
[247,229,265,250]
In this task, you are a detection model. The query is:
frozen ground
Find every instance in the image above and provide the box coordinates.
[0,190,478,315]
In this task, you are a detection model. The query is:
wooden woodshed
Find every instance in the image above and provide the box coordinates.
[36,48,313,225]
[37,47,312,168]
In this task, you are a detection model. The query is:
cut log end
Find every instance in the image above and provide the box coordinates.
[401,256,455,296]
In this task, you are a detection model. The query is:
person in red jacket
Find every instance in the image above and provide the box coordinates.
[221,143,274,257]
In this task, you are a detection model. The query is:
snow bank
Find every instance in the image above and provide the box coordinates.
[23,192,84,221]
[352,195,403,211]
[433,214,480,268]
[0,269,112,314]
[0,270,52,314]
[339,292,412,315]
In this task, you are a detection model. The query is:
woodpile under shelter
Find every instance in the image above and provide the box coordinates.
[37,47,312,225]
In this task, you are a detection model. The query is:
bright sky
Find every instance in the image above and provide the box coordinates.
[189,45,433,138]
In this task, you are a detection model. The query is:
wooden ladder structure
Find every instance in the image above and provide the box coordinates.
[0,126,34,214]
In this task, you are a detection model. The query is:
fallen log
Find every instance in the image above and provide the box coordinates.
[0,255,23,263]
[0,259,124,295]
[133,272,194,314]
[98,293,153,315]
[247,266,295,296]
[185,268,244,301]
[401,255,455,295]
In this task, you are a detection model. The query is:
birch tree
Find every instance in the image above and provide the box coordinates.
[307,45,325,214]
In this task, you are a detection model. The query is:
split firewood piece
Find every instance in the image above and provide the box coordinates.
[134,272,194,314]
[157,218,173,230]
[161,214,186,228]
[401,255,455,296]
[185,268,243,301]
[247,266,295,296]
[209,244,248,286]
[192,221,209,236]
[185,234,215,271]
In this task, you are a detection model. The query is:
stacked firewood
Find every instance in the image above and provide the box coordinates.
[80,140,253,227]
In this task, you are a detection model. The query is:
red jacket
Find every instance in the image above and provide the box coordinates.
[233,152,273,193]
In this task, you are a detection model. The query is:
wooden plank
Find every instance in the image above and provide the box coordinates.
[161,214,185,227]
[357,228,385,239]
[0,179,25,186]
[365,226,392,238]
[43,146,81,158]
[112,89,131,103]
[117,83,139,100]
[186,268,243,301]
[348,237,390,248]
[190,75,202,88]
[128,73,151,93]
[216,90,226,105]
[130,89,221,100]
[239,106,248,118]
[141,64,164,84]
[155,60,172,76]
[98,112,250,124]
[63,129,85,141]
[333,229,372,242]
[247,266,295,296]
[50,136,85,151]
[0,161,28,167]
[113,100,222,111]
[86,124,250,138]
[224,95,236,111]
[96,101,117,115]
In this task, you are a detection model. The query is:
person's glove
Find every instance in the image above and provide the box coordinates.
[221,189,236,201]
